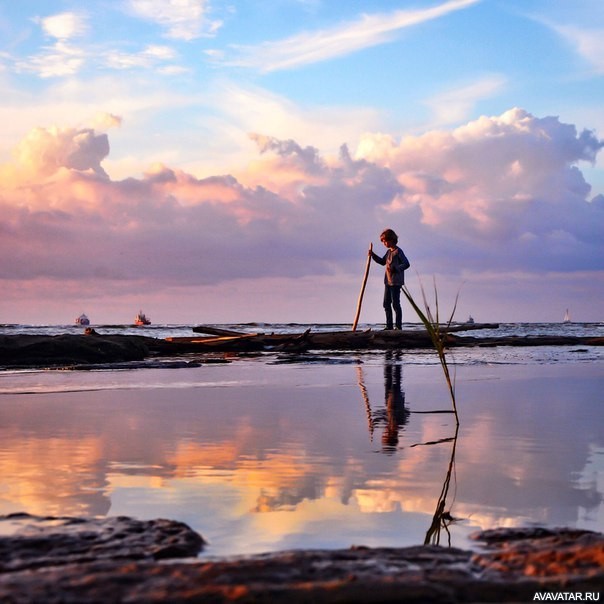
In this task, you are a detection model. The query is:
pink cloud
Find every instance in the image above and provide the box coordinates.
[0,108,603,323]
[5,125,109,183]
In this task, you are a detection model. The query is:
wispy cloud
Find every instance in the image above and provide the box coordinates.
[128,0,222,40]
[217,0,480,72]
[15,12,89,78]
[553,25,604,74]
[14,9,188,78]
[15,41,86,78]
[424,75,507,125]
[103,44,181,71]
[526,1,604,76]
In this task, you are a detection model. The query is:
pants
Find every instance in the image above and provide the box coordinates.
[383,285,402,329]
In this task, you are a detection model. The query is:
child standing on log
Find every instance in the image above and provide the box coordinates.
[369,229,410,330]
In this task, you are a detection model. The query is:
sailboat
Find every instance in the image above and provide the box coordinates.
[563,309,571,323]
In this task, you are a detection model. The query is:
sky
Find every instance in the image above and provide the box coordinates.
[1,0,603,325]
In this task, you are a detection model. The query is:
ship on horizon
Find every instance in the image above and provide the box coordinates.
[134,310,151,326]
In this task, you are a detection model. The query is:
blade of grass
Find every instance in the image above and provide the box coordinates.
[402,277,460,424]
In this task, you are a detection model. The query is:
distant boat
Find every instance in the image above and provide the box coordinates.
[75,313,90,326]
[134,310,151,326]
[563,309,571,323]
[466,315,475,325]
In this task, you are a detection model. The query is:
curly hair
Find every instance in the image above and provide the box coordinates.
[380,229,398,244]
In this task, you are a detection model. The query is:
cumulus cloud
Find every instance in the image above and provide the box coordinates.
[0,108,602,302]
[7,125,110,181]
[203,81,384,169]
[355,108,604,270]
[92,112,123,131]
[253,134,325,171]
[38,12,88,40]
[217,0,480,72]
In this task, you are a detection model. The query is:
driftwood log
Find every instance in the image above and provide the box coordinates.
[174,323,604,353]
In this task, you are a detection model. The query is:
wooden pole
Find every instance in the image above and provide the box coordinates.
[352,243,372,331]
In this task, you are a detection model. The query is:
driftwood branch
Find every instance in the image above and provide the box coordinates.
[353,243,372,332]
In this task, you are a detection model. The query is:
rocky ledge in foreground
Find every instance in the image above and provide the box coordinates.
[0,514,602,603]
[0,334,162,368]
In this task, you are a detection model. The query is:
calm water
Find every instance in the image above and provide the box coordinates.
[0,323,602,556]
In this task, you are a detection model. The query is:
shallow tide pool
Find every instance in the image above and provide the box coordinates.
[0,355,602,556]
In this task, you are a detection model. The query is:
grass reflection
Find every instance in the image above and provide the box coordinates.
[423,424,459,546]
[357,352,460,546]
[402,278,461,544]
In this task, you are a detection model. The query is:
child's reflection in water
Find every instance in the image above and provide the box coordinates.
[372,354,410,454]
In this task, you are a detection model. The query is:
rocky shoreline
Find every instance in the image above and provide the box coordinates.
[0,514,602,602]
[1,329,603,368]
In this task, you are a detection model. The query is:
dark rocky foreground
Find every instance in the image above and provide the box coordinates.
[1,328,603,368]
[0,334,160,368]
[0,514,602,603]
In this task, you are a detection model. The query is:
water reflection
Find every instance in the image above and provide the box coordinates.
[359,352,410,454]
[380,354,411,453]
[0,361,602,555]
[358,352,459,544]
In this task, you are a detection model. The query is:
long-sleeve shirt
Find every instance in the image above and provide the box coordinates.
[371,246,410,286]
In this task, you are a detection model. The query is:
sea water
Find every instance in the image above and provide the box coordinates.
[0,323,602,555]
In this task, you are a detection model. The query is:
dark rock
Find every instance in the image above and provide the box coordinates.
[0,513,204,573]
[0,334,163,368]
[0,515,602,603]
[471,527,604,582]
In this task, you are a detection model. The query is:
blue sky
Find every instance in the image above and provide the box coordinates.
[0,0,603,324]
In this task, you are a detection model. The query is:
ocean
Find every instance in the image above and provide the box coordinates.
[3,320,604,341]
[0,321,603,556]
